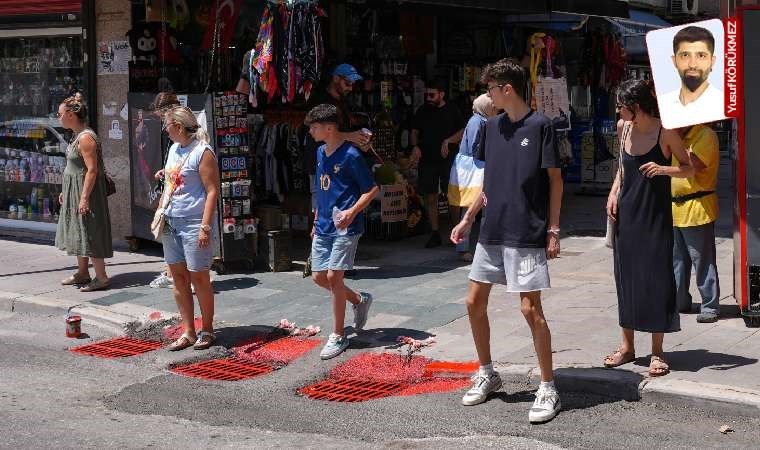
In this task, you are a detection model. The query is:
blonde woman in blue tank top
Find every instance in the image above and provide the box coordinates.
[160,106,220,351]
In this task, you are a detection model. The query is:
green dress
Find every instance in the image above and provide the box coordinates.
[55,129,113,258]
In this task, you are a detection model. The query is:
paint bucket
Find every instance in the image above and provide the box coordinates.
[65,315,82,338]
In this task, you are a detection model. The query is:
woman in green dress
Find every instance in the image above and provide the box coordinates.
[55,92,113,292]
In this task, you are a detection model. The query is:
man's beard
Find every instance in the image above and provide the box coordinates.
[680,71,708,92]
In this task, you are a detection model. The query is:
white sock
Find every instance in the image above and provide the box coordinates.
[540,380,556,391]
[479,363,495,375]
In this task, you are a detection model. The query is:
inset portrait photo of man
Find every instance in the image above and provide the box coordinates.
[646,19,726,129]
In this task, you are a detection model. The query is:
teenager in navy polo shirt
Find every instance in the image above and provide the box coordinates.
[451,59,564,423]
[307,104,379,360]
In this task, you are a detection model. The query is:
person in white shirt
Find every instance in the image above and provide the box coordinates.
[658,26,725,129]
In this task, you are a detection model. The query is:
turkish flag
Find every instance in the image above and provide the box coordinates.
[202,0,243,50]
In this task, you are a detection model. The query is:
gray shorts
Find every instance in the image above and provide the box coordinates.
[469,243,551,292]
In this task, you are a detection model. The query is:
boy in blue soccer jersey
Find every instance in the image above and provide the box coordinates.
[306,104,379,360]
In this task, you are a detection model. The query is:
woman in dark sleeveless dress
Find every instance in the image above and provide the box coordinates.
[604,80,696,376]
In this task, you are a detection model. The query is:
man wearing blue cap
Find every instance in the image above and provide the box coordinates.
[305,63,371,212]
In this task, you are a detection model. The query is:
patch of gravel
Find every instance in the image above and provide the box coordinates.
[124,317,181,343]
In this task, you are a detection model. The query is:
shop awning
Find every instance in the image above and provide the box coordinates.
[503,8,670,60]
[391,0,547,13]
[549,0,629,19]
[606,10,671,60]
[606,9,671,36]
[0,0,82,15]
[503,12,590,32]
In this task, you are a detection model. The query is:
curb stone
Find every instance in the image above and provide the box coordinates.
[1,291,174,337]
[497,362,760,414]
[641,378,760,416]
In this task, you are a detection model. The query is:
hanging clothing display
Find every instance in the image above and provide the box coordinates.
[245,1,326,106]
[254,121,310,199]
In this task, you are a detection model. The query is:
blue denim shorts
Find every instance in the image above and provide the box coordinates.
[162,216,217,272]
[311,233,362,272]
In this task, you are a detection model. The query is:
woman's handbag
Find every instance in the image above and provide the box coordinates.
[104,172,117,196]
[150,145,197,240]
[605,123,630,249]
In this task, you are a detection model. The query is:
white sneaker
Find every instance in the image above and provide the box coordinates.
[149,272,174,289]
[462,371,502,406]
[352,292,373,330]
[529,386,561,423]
[320,333,349,360]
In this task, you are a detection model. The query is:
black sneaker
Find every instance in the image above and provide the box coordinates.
[425,232,442,248]
[696,312,718,323]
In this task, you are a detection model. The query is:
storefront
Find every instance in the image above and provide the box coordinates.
[0,0,95,235]
[122,0,667,269]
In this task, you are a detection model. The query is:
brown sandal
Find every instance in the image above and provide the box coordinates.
[61,272,91,286]
[168,333,196,351]
[603,348,636,368]
[79,277,110,292]
[193,331,215,350]
[649,355,670,377]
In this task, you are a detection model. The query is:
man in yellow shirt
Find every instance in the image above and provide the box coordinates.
[672,124,720,323]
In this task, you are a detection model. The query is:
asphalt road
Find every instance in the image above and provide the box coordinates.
[2,311,758,449]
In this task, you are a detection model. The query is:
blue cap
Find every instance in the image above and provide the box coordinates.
[333,63,363,82]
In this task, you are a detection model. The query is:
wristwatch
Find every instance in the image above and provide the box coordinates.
[200,224,212,232]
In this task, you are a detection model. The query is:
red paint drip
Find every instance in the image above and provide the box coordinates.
[163,317,204,340]
[398,378,472,396]
[148,311,163,320]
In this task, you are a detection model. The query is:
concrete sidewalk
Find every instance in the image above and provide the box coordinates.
[2,160,759,412]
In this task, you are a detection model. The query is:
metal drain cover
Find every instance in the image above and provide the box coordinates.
[298,378,405,402]
[170,358,274,381]
[70,337,162,358]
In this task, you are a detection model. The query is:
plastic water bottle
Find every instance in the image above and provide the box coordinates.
[332,206,348,236]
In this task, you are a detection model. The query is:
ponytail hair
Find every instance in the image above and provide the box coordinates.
[165,105,209,144]
[62,92,87,122]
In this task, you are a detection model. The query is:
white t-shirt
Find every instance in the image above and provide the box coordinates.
[658,83,725,129]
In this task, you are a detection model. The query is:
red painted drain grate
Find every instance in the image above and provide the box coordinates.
[170,358,274,381]
[70,337,162,358]
[298,378,405,402]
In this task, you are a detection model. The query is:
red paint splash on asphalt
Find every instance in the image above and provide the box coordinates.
[234,336,321,366]
[320,352,477,398]
[148,311,163,321]
[163,317,204,340]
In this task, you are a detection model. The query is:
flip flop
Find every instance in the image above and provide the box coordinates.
[603,348,636,368]
[168,333,196,352]
[649,355,670,377]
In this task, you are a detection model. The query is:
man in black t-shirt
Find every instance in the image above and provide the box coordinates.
[411,79,465,248]
[450,59,563,424]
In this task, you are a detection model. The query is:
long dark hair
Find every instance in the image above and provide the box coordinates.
[616,79,659,120]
